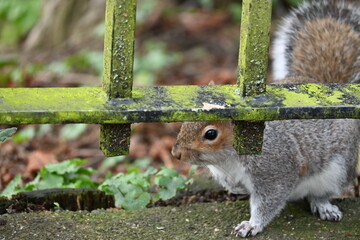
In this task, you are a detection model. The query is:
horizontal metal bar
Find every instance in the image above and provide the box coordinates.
[0,84,359,124]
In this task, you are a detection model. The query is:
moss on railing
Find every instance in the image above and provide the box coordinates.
[101,0,137,156]
[0,84,358,124]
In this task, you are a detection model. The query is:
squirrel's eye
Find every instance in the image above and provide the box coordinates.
[204,129,218,141]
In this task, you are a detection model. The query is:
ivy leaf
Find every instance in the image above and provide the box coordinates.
[122,190,151,210]
[98,172,151,208]
[101,156,125,168]
[156,175,186,200]
[158,187,176,200]
[126,172,150,189]
[156,167,178,178]
[143,166,157,177]
[68,175,98,188]
[44,159,86,175]
[76,167,97,175]
[23,175,40,191]
[0,127,17,142]
[0,174,22,198]
[98,181,125,207]
[98,167,189,209]
[118,177,144,194]
[35,172,64,190]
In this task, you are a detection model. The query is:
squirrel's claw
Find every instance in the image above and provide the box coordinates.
[232,221,261,238]
[310,201,343,222]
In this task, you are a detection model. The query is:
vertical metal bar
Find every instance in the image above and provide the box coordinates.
[100,0,137,156]
[234,0,272,154]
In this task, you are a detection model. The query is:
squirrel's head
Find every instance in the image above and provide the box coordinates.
[171,121,234,164]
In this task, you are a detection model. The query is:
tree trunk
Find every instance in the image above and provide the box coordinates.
[23,0,105,52]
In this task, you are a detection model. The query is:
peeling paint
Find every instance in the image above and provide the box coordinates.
[202,103,226,110]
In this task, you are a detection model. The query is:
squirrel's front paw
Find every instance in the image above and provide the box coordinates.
[232,221,262,238]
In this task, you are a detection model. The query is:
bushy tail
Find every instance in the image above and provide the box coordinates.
[272,0,360,83]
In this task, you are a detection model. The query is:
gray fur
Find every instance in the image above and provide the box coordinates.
[197,119,359,237]
[173,0,360,237]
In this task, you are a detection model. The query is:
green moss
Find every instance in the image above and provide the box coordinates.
[238,0,272,97]
[101,0,137,155]
[276,86,320,107]
[234,0,272,153]
[0,84,358,124]
[100,124,130,156]
[103,0,136,99]
[304,84,345,104]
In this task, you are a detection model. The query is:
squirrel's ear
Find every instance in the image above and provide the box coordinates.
[208,80,215,85]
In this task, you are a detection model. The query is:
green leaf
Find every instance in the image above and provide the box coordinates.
[109,172,149,192]
[156,175,187,200]
[98,171,152,208]
[60,124,87,140]
[122,190,151,210]
[133,157,151,169]
[229,3,242,22]
[46,61,71,75]
[76,167,97,175]
[44,159,87,175]
[98,177,125,207]
[68,175,98,188]
[23,175,40,191]
[35,173,64,190]
[158,187,177,201]
[12,127,35,143]
[0,174,22,198]
[54,202,61,210]
[152,193,160,202]
[0,127,17,142]
[101,156,125,168]
[156,167,178,178]
[37,124,52,137]
[65,51,103,77]
[144,167,157,177]
[0,0,41,46]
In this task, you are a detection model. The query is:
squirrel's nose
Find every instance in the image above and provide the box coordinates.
[171,146,181,160]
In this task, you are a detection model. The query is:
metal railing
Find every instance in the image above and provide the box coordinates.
[0,0,359,156]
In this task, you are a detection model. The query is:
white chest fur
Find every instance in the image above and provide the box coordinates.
[290,154,347,200]
[207,162,253,195]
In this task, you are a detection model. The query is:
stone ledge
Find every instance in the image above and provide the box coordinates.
[0,198,359,239]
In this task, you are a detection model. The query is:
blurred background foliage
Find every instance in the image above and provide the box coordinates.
[0,0,304,88]
[0,0,41,48]
[0,0,304,191]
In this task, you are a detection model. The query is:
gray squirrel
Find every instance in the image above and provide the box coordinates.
[171,0,360,238]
